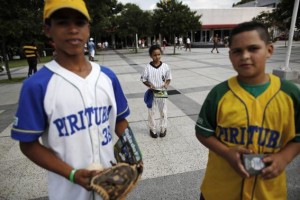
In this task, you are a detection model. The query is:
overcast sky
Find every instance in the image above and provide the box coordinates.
[118,0,241,10]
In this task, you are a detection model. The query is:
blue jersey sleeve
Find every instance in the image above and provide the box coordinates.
[101,66,130,121]
[11,67,53,142]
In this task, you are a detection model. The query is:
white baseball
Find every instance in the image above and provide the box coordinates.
[86,163,104,171]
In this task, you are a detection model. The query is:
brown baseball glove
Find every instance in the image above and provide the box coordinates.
[90,162,143,200]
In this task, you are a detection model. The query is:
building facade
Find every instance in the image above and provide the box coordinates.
[191,7,274,44]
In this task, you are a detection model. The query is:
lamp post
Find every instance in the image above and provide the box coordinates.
[283,0,299,70]
[135,33,138,53]
[111,7,117,50]
[272,0,300,80]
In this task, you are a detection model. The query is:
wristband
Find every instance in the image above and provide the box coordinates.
[69,169,77,183]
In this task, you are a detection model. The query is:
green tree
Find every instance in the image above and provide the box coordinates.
[252,0,299,41]
[0,0,121,80]
[116,3,151,52]
[246,0,300,30]
[0,0,43,80]
[252,11,274,27]
[272,0,300,30]
[86,0,123,43]
[233,0,253,7]
[153,0,202,54]
[252,10,277,36]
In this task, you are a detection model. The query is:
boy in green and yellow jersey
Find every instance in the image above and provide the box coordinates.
[195,21,300,200]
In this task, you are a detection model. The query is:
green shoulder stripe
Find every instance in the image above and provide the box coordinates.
[280,80,300,140]
[195,80,230,137]
[280,80,300,97]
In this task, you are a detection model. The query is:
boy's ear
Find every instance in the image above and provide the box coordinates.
[43,24,51,38]
[266,43,274,58]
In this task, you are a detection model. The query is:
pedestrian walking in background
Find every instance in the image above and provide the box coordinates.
[174,36,178,48]
[211,34,220,53]
[23,41,40,77]
[162,37,167,51]
[178,36,183,50]
[224,36,229,47]
[185,37,191,51]
[87,37,95,61]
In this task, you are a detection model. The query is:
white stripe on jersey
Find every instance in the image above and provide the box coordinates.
[141,62,172,89]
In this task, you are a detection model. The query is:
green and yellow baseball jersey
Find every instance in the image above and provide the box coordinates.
[195,74,300,200]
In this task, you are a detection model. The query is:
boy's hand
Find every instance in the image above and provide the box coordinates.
[224,147,251,178]
[74,169,100,190]
[162,83,168,89]
[261,153,288,179]
[149,84,155,90]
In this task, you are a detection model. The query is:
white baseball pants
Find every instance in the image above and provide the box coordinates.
[148,97,167,133]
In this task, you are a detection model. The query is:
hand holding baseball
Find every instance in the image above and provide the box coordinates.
[261,153,288,179]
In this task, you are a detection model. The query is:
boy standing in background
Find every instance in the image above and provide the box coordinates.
[141,45,172,138]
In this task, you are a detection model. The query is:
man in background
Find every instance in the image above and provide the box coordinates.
[23,41,40,77]
[88,38,95,61]
[211,34,220,53]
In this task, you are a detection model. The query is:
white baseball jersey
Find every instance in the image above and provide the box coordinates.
[11,60,129,200]
[140,62,172,89]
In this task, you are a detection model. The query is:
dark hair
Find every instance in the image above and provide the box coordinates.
[229,21,271,47]
[149,44,162,55]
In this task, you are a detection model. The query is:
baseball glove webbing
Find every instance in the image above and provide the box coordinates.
[90,163,143,200]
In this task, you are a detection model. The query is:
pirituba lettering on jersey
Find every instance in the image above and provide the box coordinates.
[217,125,280,149]
[53,105,112,137]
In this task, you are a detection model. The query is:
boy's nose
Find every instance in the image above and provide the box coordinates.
[241,50,250,59]
[68,22,81,32]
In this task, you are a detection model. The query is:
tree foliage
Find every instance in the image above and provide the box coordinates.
[114,3,153,51]
[154,0,201,36]
[252,0,299,31]
[0,0,44,79]
[233,0,253,7]
[0,0,203,62]
[0,0,43,44]
[272,0,300,30]
[153,0,201,53]
[86,0,123,40]
[252,11,275,28]
[116,3,150,38]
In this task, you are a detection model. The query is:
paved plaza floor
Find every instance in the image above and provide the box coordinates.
[1,41,300,199]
